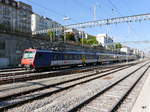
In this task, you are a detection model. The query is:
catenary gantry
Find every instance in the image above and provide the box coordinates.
[32,13,150,35]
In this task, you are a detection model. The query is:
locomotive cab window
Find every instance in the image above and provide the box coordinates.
[23,51,36,59]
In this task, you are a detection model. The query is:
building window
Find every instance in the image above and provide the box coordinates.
[0,41,5,50]
[0,52,5,57]
[5,0,9,4]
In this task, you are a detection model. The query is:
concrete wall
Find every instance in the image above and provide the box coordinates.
[0,34,31,66]
[0,58,9,68]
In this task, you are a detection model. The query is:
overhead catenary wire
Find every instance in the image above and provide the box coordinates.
[72,0,98,23]
[24,0,77,24]
[119,40,150,44]
[71,1,103,34]
[33,13,150,34]
[106,0,141,40]
[25,0,65,17]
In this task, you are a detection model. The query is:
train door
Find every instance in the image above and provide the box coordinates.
[82,55,86,64]
[35,51,51,68]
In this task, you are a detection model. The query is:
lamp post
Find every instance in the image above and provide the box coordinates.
[63,16,71,42]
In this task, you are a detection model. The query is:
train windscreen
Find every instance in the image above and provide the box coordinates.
[23,51,36,59]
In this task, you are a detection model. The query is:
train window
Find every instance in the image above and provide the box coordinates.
[69,54,73,60]
[54,54,57,60]
[87,55,90,59]
[78,55,80,59]
[77,55,79,60]
[75,55,78,60]
[72,55,74,59]
[37,53,42,58]
[54,54,60,60]
[79,55,82,59]
[92,55,94,59]
[67,54,69,60]
[23,51,36,59]
[100,55,105,59]
[64,54,68,60]
[75,55,77,59]
[67,54,70,60]
[86,55,88,59]
[74,55,77,60]
[89,55,92,59]
[57,54,60,60]
[76,55,79,59]
[82,55,86,59]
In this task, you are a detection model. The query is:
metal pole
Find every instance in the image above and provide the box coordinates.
[53,30,57,42]
[92,4,97,20]
[81,30,83,46]
[63,17,71,43]
[126,52,128,63]
[64,27,66,42]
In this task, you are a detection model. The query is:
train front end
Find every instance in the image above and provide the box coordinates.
[21,49,36,69]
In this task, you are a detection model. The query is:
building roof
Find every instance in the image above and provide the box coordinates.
[96,34,107,37]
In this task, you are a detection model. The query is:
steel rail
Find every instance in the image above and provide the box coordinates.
[110,66,150,112]
[0,64,133,111]
[0,62,139,85]
[68,62,149,112]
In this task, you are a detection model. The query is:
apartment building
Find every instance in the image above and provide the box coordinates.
[0,0,32,33]
[31,13,64,38]
[96,34,114,47]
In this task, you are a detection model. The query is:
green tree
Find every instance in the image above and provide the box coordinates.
[0,24,5,29]
[87,35,98,45]
[80,38,88,44]
[0,24,9,31]
[66,32,76,41]
[48,31,55,42]
[79,34,99,45]
[107,45,114,50]
[114,43,122,49]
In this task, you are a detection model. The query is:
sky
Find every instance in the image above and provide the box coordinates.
[18,0,150,52]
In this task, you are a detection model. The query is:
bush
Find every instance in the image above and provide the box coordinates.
[79,35,98,45]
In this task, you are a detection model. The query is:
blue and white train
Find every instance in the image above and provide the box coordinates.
[21,48,137,70]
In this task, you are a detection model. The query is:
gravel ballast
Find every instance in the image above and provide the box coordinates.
[6,61,148,112]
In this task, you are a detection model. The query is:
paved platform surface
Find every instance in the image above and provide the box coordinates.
[131,70,150,112]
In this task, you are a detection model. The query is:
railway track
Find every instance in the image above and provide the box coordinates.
[0,67,25,73]
[69,62,150,112]
[0,63,118,75]
[0,60,146,112]
[117,67,149,112]
[0,70,33,77]
[0,60,144,85]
